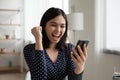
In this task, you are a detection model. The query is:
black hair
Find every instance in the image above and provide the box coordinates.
[40,7,68,50]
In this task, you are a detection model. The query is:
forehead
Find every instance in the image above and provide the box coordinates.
[48,15,66,24]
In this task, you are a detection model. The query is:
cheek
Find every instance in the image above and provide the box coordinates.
[45,28,54,38]
[46,29,51,36]
[45,26,51,34]
[62,28,66,34]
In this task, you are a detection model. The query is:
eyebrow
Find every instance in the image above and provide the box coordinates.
[50,22,65,25]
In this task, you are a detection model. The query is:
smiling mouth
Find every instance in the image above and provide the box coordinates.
[52,34,60,38]
[52,34,62,40]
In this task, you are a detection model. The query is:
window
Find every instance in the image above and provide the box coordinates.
[95,0,120,54]
[105,0,120,51]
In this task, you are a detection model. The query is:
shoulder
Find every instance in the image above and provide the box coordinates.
[24,43,35,50]
[64,43,74,53]
[67,43,74,49]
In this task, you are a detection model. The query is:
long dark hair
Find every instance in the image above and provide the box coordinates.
[40,7,68,50]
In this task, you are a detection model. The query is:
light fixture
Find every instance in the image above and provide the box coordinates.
[67,12,84,44]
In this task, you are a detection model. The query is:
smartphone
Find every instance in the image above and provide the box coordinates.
[75,40,89,55]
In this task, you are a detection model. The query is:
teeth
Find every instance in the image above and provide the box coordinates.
[53,34,60,38]
[53,35,59,38]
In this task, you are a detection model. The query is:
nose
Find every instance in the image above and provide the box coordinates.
[55,26,61,32]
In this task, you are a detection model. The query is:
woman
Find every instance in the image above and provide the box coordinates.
[24,7,88,80]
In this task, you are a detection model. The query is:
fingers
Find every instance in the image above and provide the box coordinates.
[71,52,78,63]
[78,44,88,60]
[71,47,83,64]
[77,45,85,61]
[71,45,88,74]
[83,44,88,58]
[71,44,88,62]
[31,26,42,34]
[31,26,43,41]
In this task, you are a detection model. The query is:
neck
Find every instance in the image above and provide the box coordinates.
[45,43,58,55]
[48,43,57,50]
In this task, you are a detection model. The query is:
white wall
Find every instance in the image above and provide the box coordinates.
[24,0,48,43]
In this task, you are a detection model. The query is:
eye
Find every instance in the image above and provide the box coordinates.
[61,25,65,28]
[61,26,65,28]
[50,22,57,27]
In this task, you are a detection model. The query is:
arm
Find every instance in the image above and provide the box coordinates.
[68,71,83,80]
[67,54,83,80]
[67,43,85,80]
[23,44,47,79]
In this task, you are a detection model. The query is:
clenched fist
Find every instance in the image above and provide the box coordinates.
[31,26,42,42]
[31,26,43,50]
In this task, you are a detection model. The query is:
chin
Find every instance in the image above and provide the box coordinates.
[51,40,60,44]
[54,40,60,43]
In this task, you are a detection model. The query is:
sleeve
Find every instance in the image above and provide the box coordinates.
[23,44,47,80]
[67,43,83,80]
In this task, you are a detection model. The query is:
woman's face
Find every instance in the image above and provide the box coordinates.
[45,15,66,44]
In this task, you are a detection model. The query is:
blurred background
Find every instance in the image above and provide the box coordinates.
[0,0,120,80]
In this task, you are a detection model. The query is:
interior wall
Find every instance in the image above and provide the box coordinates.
[69,0,95,80]
[24,0,48,43]
[69,0,120,80]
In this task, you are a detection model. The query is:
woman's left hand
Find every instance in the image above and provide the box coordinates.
[71,44,88,74]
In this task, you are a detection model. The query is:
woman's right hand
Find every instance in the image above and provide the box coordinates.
[31,26,43,50]
[31,26,42,42]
